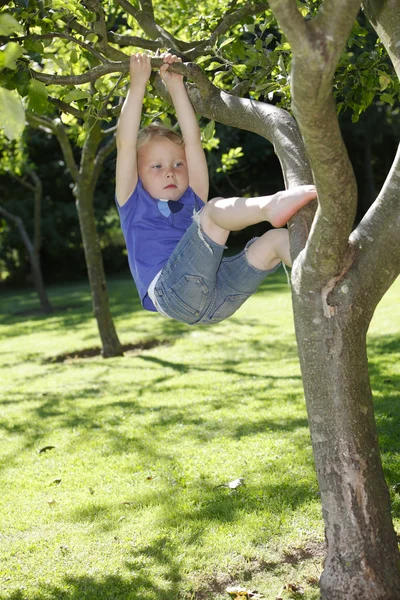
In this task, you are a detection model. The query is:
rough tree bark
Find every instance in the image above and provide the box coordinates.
[26,113,123,357]
[268,0,400,598]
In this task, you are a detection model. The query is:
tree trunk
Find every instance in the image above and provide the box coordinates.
[73,181,123,358]
[293,284,400,599]
[0,205,53,313]
[30,252,53,314]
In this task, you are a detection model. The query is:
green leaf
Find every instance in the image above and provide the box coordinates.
[202,119,215,143]
[50,56,70,72]
[213,71,229,86]
[70,49,79,64]
[0,14,24,36]
[0,43,24,71]
[232,64,247,76]
[0,88,25,140]
[23,39,45,55]
[28,79,48,114]
[380,92,394,105]
[205,61,223,71]
[378,72,391,92]
[218,37,235,50]
[264,33,274,47]
[63,89,91,103]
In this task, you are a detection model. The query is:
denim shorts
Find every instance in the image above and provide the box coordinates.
[153,217,281,325]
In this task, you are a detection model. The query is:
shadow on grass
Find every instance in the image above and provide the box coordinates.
[367,332,400,517]
[0,270,289,328]
[0,573,180,600]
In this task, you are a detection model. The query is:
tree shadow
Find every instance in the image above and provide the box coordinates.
[0,573,180,600]
[367,332,400,517]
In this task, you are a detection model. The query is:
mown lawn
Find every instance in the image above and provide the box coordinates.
[0,271,399,600]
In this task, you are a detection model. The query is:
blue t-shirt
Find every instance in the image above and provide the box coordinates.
[116,178,203,312]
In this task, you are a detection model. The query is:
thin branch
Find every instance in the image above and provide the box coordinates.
[61,15,90,38]
[83,0,127,61]
[139,0,154,20]
[15,32,106,63]
[114,0,186,52]
[363,0,400,79]
[350,143,400,309]
[48,96,86,119]
[0,204,35,256]
[29,57,189,87]
[108,32,160,51]
[267,0,310,54]
[30,60,129,85]
[98,73,124,118]
[84,0,108,44]
[10,171,35,192]
[115,0,159,38]
[26,167,43,256]
[93,134,117,189]
[25,112,79,182]
[178,2,270,60]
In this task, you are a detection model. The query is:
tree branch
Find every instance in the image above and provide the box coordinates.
[25,113,79,182]
[266,0,310,54]
[29,56,187,87]
[16,32,106,63]
[0,204,35,256]
[363,0,400,79]
[154,64,314,254]
[269,0,362,283]
[30,60,129,85]
[79,120,103,194]
[350,143,400,313]
[48,96,86,120]
[115,0,158,37]
[83,0,128,61]
[93,134,116,190]
[107,32,160,51]
[182,2,270,60]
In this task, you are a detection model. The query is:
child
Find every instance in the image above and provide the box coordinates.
[115,52,317,325]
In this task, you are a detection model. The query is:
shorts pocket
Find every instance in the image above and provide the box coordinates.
[169,274,210,317]
[208,293,251,323]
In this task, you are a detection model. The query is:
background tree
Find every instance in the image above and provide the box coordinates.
[0,172,53,313]
[25,111,123,357]
[0,0,399,597]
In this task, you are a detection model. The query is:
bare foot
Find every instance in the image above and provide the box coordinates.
[264,185,317,227]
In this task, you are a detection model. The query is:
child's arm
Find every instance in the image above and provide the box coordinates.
[160,54,209,203]
[115,53,151,207]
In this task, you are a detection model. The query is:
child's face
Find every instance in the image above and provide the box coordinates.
[138,139,189,201]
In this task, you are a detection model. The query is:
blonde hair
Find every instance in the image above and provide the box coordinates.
[137,123,184,150]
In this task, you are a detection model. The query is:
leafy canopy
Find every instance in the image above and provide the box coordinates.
[0,0,398,140]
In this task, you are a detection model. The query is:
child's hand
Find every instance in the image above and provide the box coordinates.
[129,53,152,86]
[159,52,183,87]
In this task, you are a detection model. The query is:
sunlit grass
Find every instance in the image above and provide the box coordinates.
[0,272,399,600]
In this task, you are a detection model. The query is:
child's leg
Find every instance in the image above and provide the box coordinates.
[200,185,317,245]
[246,228,291,269]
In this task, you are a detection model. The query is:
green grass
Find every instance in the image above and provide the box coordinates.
[0,271,399,600]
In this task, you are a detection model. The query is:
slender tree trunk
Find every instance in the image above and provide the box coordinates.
[73,181,123,357]
[0,205,53,314]
[293,286,400,599]
[30,252,53,314]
